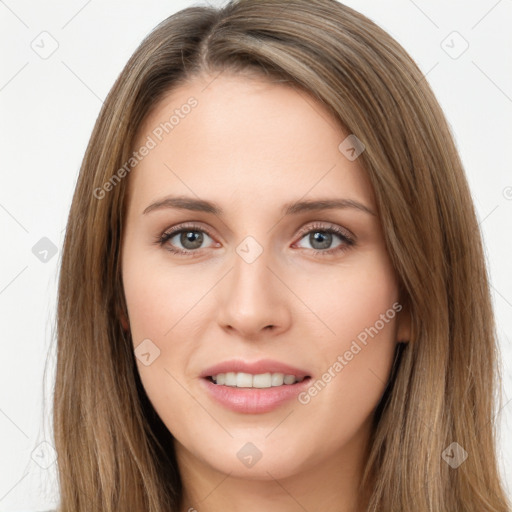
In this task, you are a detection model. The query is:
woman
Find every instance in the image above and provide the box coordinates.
[53,0,511,510]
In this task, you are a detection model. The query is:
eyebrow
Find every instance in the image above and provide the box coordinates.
[142,195,376,217]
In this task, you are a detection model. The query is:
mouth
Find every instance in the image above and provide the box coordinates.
[205,372,311,388]
[199,359,312,412]
[200,372,313,414]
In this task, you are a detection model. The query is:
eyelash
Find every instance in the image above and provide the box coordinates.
[154,222,356,258]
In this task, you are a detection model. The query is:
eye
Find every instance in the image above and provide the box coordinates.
[293,222,355,256]
[154,221,355,258]
[155,223,217,256]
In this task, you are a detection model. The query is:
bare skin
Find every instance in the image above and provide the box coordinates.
[121,71,411,512]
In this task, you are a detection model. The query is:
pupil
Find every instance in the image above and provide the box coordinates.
[181,231,203,249]
[311,231,331,250]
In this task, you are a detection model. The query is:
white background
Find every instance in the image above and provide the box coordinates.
[0,0,511,510]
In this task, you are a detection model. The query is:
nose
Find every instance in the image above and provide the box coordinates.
[216,242,292,340]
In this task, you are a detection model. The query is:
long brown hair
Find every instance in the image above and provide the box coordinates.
[52,0,511,510]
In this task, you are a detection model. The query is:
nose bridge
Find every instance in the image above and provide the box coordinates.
[217,233,289,335]
[231,234,276,308]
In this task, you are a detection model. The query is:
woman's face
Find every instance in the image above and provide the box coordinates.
[121,72,410,482]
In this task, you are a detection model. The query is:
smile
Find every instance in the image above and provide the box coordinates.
[209,372,306,388]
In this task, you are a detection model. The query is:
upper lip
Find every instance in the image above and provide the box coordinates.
[200,359,311,379]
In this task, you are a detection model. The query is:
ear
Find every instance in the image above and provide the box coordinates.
[396,299,412,343]
[117,304,130,332]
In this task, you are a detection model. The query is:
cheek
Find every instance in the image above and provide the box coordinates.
[122,257,206,430]
[308,249,399,351]
[122,253,211,342]
[122,250,216,406]
[295,251,400,435]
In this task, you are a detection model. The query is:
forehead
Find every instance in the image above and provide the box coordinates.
[128,72,374,212]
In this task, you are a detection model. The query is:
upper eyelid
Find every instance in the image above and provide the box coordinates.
[163,222,214,238]
[296,222,353,238]
[163,221,349,234]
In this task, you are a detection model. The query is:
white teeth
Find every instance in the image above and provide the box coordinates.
[236,372,253,387]
[283,374,297,385]
[224,372,237,386]
[271,373,284,386]
[253,373,272,388]
[211,372,305,388]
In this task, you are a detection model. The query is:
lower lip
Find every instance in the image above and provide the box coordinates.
[200,377,312,414]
